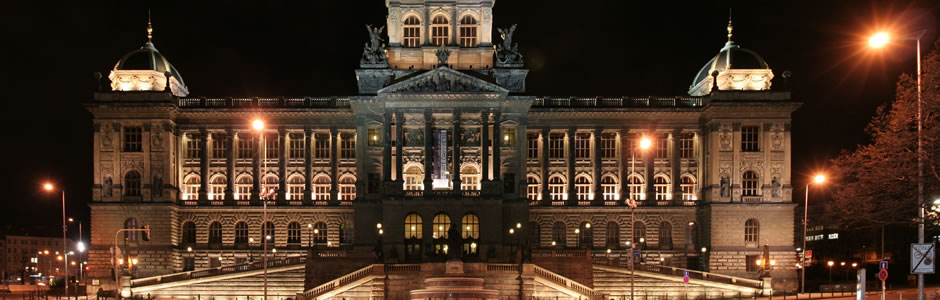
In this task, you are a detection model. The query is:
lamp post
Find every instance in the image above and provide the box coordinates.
[43,183,68,300]
[629,136,651,300]
[869,29,927,300]
[253,119,270,300]
[827,260,835,284]
[801,174,825,293]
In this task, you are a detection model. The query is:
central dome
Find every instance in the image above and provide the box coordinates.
[114,43,186,87]
[691,43,769,88]
[109,42,189,96]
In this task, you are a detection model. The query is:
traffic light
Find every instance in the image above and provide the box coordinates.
[142,225,151,241]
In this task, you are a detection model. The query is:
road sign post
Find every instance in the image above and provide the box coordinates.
[683,271,690,283]
[857,268,866,300]
[880,260,889,300]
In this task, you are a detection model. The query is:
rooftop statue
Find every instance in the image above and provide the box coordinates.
[360,24,388,67]
[496,24,523,66]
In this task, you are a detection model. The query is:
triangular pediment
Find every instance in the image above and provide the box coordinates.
[378,67,509,95]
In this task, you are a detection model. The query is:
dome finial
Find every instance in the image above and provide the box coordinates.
[726,8,734,44]
[146,9,153,44]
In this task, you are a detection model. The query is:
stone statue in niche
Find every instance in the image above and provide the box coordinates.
[771,131,783,151]
[360,24,387,67]
[152,175,163,198]
[496,24,523,66]
[719,132,731,150]
[719,176,729,197]
[771,177,781,197]
[101,131,113,148]
[152,131,164,150]
[103,176,113,197]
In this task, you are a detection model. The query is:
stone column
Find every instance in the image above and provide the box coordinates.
[481,111,489,182]
[278,129,287,202]
[672,129,682,204]
[198,129,209,202]
[453,111,462,191]
[396,111,404,182]
[330,128,339,202]
[252,131,262,201]
[383,112,392,182]
[567,128,576,204]
[423,110,433,190]
[225,129,236,202]
[646,133,656,202]
[540,128,550,203]
[619,128,629,202]
[304,129,313,201]
[492,111,502,182]
[592,128,601,204]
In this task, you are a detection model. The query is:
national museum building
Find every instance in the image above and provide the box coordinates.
[85,1,800,299]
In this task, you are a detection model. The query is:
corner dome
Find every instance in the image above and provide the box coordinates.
[109,42,189,96]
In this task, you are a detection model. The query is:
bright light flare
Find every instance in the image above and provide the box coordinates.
[252,119,265,131]
[43,183,54,191]
[813,174,826,184]
[639,137,652,150]
[869,32,890,48]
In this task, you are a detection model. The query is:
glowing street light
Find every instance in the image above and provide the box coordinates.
[252,119,265,131]
[42,181,69,300]
[868,32,890,48]
[801,173,827,293]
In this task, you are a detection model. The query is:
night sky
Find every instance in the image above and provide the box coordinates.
[1,1,937,237]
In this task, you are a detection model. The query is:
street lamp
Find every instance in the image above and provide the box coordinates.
[801,173,826,293]
[42,182,69,299]
[827,260,835,283]
[629,136,651,300]
[868,29,928,300]
[253,118,271,300]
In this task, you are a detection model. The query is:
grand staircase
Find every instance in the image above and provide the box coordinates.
[128,256,307,299]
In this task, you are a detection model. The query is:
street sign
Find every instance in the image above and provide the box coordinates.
[683,271,690,283]
[880,260,888,270]
[878,269,888,281]
[911,243,935,274]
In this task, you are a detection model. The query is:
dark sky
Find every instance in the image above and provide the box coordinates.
[1,1,937,237]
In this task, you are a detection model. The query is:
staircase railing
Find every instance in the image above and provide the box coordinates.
[297,264,381,300]
[130,255,306,287]
[593,257,763,289]
[532,265,596,299]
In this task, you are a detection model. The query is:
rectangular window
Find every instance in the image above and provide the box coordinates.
[264,134,279,159]
[549,133,565,159]
[575,133,591,160]
[368,128,381,147]
[741,126,760,152]
[745,255,759,272]
[238,135,254,159]
[288,185,303,200]
[341,133,356,159]
[212,134,227,159]
[209,257,221,268]
[680,133,694,158]
[828,233,839,240]
[502,128,516,147]
[315,133,330,159]
[527,133,540,159]
[289,133,304,159]
[186,134,201,159]
[601,133,616,159]
[656,134,668,159]
[183,257,195,271]
[123,126,142,152]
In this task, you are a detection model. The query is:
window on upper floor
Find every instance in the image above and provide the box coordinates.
[680,175,697,201]
[575,133,591,160]
[742,171,759,196]
[741,126,760,152]
[526,175,540,201]
[340,133,356,159]
[601,176,618,200]
[125,170,141,197]
[339,176,356,201]
[601,133,616,159]
[313,175,330,201]
[549,176,566,201]
[264,134,279,159]
[745,219,760,244]
[209,176,225,200]
[680,133,694,158]
[238,135,254,159]
[655,134,668,159]
[549,133,565,159]
[186,134,201,159]
[575,176,591,201]
[628,175,644,201]
[403,16,421,48]
[123,126,142,152]
[289,133,304,159]
[235,176,252,200]
[212,134,227,159]
[125,218,139,242]
[404,166,424,191]
[315,133,330,159]
[183,176,200,200]
[287,176,304,200]
[527,133,540,159]
[368,128,381,147]
[502,128,515,147]
[460,165,480,191]
[459,15,478,47]
[430,15,449,46]
[654,176,670,201]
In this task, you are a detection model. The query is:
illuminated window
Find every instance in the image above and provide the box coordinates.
[654,176,670,201]
[680,175,696,201]
[462,213,480,255]
[289,133,304,159]
[403,16,421,48]
[680,133,694,158]
[527,133,540,159]
[404,166,424,191]
[124,170,141,197]
[433,213,451,239]
[183,176,200,200]
[549,133,565,159]
[526,175,540,201]
[287,222,301,245]
[656,134,668,159]
[368,128,380,147]
[430,15,449,46]
[828,233,839,240]
[459,15,478,47]
[460,165,480,191]
[235,176,252,200]
[549,176,566,200]
[575,133,591,160]
[601,176,618,200]
[340,133,356,159]
[238,134,254,159]
[628,175,644,201]
[659,221,673,250]
[339,176,356,201]
[123,126,142,152]
[742,171,759,196]
[313,175,331,201]
[575,176,591,201]
[741,126,760,152]
[208,222,222,245]
[186,134,201,159]
[315,133,330,159]
[744,219,759,244]
[287,176,304,200]
[404,213,422,239]
[264,134,279,159]
[209,176,225,200]
[601,133,616,159]
[212,134,227,159]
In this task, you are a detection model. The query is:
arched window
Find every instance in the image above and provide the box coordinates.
[287,222,301,245]
[658,221,673,250]
[182,221,196,244]
[680,175,697,201]
[125,170,141,197]
[460,165,481,191]
[404,213,422,239]
[261,175,279,199]
[654,175,670,201]
[742,171,759,196]
[628,175,644,201]
[432,213,451,255]
[262,221,275,245]
[526,175,541,201]
[339,176,356,201]
[402,16,421,48]
[124,218,139,242]
[633,221,646,245]
[404,166,424,191]
[575,176,592,201]
[744,219,760,245]
[605,221,620,247]
[462,213,480,255]
[209,176,226,200]
[313,175,331,200]
[235,175,252,200]
[601,176,618,200]
[549,176,566,200]
[287,176,304,200]
[430,15,449,46]
[340,223,354,245]
[208,222,222,245]
[459,15,478,47]
[527,222,540,246]
[578,222,593,248]
[314,222,327,244]
[552,222,566,247]
[235,222,249,244]
[183,175,200,200]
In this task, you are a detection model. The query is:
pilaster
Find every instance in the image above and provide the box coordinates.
[304,128,313,201]
[540,128,549,204]
[224,129,236,203]
[453,111,462,191]
[277,129,288,202]
[198,128,209,203]
[591,128,601,205]
[567,128,576,204]
[330,127,339,202]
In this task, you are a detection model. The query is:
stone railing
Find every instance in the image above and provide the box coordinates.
[592,257,763,289]
[742,196,763,203]
[130,255,306,287]
[297,264,381,300]
[178,97,351,109]
[531,96,703,108]
[532,265,596,299]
